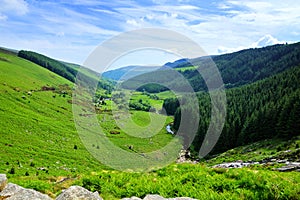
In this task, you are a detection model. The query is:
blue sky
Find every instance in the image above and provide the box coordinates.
[0,0,300,69]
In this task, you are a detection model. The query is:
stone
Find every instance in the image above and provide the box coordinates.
[276,162,300,172]
[143,195,165,200]
[0,174,7,192]
[56,185,103,200]
[121,197,142,200]
[0,183,51,200]
[122,195,197,200]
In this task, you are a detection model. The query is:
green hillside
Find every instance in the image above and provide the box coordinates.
[123,42,300,93]
[17,50,114,93]
[0,50,106,194]
[163,65,300,156]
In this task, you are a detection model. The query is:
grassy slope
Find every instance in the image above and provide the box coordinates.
[205,136,300,166]
[0,51,104,196]
[78,163,300,200]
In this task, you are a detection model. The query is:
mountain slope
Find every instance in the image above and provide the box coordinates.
[0,50,103,181]
[164,65,300,156]
[17,50,114,92]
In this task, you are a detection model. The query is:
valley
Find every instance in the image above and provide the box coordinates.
[0,43,299,199]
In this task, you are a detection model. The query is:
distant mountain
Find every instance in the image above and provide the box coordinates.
[163,58,189,68]
[0,47,18,55]
[117,42,300,93]
[102,65,161,81]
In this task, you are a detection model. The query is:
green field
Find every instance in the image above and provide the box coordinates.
[174,66,197,72]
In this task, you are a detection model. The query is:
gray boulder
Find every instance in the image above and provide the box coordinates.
[121,197,142,200]
[142,195,197,200]
[143,195,166,200]
[0,183,52,200]
[0,174,7,191]
[56,185,103,200]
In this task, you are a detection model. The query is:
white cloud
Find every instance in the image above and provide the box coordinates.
[1,0,300,65]
[0,0,28,15]
[217,35,287,54]
[0,13,7,20]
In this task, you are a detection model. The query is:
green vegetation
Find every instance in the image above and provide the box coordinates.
[179,42,300,91]
[18,50,114,92]
[164,65,300,156]
[121,42,300,93]
[78,164,300,200]
[206,136,300,166]
[0,51,103,185]
[174,66,196,72]
[96,111,176,153]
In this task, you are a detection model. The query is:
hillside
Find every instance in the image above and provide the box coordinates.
[17,50,114,92]
[0,50,105,193]
[162,65,300,156]
[117,42,300,93]
[102,65,161,81]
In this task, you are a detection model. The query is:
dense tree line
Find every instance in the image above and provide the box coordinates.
[184,42,300,91]
[18,50,114,92]
[18,50,77,82]
[164,66,300,156]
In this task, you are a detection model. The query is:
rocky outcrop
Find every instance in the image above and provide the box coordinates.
[0,174,197,200]
[56,186,103,200]
[212,159,300,172]
[212,161,255,168]
[176,150,198,164]
[122,195,197,200]
[275,162,300,172]
[0,183,52,200]
[0,175,103,200]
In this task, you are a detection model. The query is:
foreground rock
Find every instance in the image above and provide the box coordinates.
[0,174,7,191]
[122,194,197,200]
[0,174,197,200]
[56,186,103,200]
[0,183,52,200]
[0,174,103,200]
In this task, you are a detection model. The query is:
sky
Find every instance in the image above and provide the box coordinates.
[0,0,300,70]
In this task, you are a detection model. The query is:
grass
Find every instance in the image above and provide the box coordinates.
[0,51,104,181]
[174,66,197,72]
[97,111,176,153]
[77,163,300,200]
[205,136,300,166]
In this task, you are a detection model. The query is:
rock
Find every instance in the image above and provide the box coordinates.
[56,185,103,200]
[212,161,252,169]
[121,197,142,200]
[275,162,300,172]
[141,195,197,200]
[0,183,51,200]
[0,174,7,192]
[143,195,165,200]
